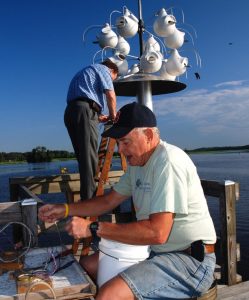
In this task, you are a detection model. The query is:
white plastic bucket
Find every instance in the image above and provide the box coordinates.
[97,238,150,287]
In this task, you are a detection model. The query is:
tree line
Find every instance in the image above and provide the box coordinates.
[0,146,75,163]
[1,144,248,164]
[185,145,249,153]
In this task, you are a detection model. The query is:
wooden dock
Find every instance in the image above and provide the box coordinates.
[0,172,247,299]
[217,281,249,299]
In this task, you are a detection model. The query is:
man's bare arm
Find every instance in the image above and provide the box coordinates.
[105,89,116,121]
[39,189,127,222]
[97,212,175,245]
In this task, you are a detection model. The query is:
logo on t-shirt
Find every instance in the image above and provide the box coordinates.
[135,179,151,192]
[136,179,142,188]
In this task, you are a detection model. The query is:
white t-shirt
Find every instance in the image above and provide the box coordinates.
[114,140,217,252]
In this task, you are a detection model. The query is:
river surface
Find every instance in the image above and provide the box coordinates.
[0,152,249,280]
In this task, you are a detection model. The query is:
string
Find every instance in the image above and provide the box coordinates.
[24,280,57,300]
[0,221,34,263]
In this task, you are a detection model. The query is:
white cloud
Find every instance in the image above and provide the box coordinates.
[214,80,247,88]
[153,83,249,134]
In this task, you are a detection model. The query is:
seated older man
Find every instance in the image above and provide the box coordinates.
[39,102,216,300]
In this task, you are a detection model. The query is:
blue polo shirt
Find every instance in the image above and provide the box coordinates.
[66,64,114,112]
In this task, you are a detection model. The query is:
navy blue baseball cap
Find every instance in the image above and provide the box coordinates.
[102,102,157,139]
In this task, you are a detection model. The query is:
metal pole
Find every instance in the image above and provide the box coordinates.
[137,0,153,111]
[137,0,144,56]
[137,82,153,110]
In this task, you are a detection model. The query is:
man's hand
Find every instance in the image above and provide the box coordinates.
[38,204,65,223]
[98,114,110,123]
[98,114,116,123]
[65,216,92,239]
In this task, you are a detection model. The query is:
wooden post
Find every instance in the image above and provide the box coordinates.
[9,179,20,202]
[0,202,22,224]
[219,181,238,285]
[201,179,240,286]
[21,199,38,247]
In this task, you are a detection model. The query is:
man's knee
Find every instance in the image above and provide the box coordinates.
[79,252,99,281]
[96,276,135,300]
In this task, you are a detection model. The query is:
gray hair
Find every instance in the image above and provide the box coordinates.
[134,127,160,138]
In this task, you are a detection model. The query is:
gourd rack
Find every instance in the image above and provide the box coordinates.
[113,0,186,110]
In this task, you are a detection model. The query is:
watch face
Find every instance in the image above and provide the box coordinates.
[90,222,99,231]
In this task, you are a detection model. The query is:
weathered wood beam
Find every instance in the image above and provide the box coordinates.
[219,181,238,286]
[0,202,22,223]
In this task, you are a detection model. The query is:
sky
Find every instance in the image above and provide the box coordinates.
[0,0,249,152]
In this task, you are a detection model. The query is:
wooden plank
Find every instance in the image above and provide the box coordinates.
[217,280,249,299]
[20,199,38,246]
[201,180,223,197]
[24,182,75,195]
[202,180,239,286]
[0,201,37,247]
[219,182,238,285]
[15,177,120,195]
[9,174,81,185]
[105,170,124,178]
[14,284,93,300]
[19,185,43,204]
[9,171,123,193]
[0,202,22,223]
[9,171,123,186]
[225,182,238,286]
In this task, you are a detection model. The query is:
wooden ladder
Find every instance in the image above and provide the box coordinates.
[72,126,127,256]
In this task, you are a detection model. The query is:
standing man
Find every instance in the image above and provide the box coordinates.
[64,60,118,200]
[40,102,216,300]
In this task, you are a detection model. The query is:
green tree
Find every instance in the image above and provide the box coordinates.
[26,146,52,163]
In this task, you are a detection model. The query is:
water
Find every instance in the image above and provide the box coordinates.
[191,152,249,281]
[0,160,79,203]
[0,153,249,280]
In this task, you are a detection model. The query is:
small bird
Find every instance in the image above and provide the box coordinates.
[194,72,201,80]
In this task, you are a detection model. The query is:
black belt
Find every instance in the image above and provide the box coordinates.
[183,244,215,255]
[183,241,215,262]
[70,97,101,114]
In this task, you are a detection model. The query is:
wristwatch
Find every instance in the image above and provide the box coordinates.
[89,221,99,239]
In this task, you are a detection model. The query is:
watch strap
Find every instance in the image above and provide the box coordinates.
[89,221,99,240]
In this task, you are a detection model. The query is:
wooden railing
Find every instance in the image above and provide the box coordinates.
[5,174,240,286]
[0,199,38,246]
[201,180,240,286]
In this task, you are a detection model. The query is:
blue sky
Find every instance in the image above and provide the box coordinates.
[0,0,249,152]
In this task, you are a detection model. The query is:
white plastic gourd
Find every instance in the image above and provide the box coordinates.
[128,63,140,74]
[164,49,188,76]
[116,7,139,38]
[153,8,176,37]
[164,29,185,49]
[159,60,176,80]
[109,53,129,76]
[97,23,118,49]
[140,44,162,73]
[115,36,130,56]
[144,35,160,52]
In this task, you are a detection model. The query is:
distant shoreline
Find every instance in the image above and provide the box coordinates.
[0,148,249,166]
[186,149,249,155]
[185,144,249,154]
[0,158,76,166]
